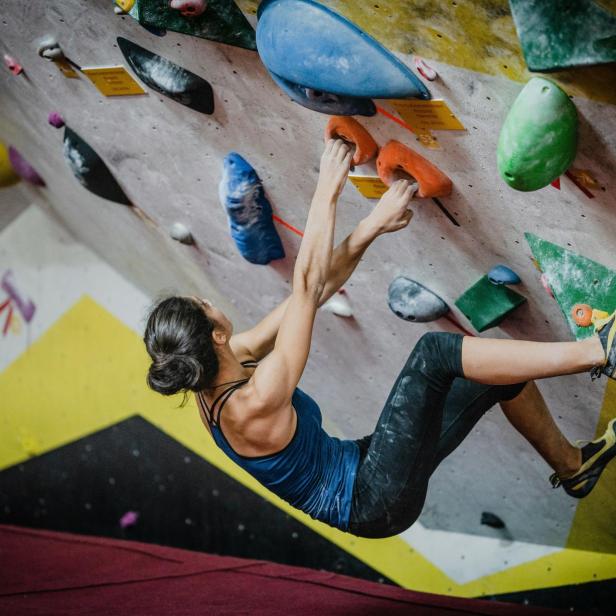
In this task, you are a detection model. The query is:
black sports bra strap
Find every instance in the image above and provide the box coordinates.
[214,380,251,424]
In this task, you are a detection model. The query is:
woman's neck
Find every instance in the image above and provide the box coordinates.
[208,346,251,391]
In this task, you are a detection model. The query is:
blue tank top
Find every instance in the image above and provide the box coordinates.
[198,364,360,531]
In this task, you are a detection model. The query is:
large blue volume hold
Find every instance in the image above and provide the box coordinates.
[256,0,430,100]
[219,153,285,265]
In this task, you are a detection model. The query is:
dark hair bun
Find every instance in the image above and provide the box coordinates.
[147,354,203,395]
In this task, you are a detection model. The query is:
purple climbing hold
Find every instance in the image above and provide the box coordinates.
[119,511,139,528]
[8,147,45,186]
[48,112,65,128]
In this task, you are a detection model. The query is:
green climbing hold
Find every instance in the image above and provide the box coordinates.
[455,275,526,333]
[526,233,616,340]
[497,78,577,192]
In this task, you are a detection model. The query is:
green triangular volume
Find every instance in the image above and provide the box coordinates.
[525,233,616,340]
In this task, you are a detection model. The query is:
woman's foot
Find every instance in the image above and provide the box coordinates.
[550,418,616,498]
[592,310,616,380]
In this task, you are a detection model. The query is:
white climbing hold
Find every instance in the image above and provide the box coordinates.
[37,37,64,60]
[114,5,126,14]
[321,289,353,318]
[169,222,194,244]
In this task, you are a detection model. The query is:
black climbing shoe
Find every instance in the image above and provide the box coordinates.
[550,418,616,498]
[591,311,616,380]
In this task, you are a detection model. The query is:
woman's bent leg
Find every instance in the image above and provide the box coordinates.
[349,333,467,538]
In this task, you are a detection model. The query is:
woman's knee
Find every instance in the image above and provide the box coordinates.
[407,332,463,377]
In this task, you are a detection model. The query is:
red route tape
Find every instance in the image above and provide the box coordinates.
[565,170,595,199]
[272,213,304,237]
[376,105,416,134]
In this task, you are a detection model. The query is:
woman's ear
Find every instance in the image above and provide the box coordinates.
[212,327,227,346]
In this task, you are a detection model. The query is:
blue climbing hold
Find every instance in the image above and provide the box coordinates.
[268,70,376,116]
[488,265,522,286]
[256,0,430,100]
[388,277,449,322]
[219,153,285,265]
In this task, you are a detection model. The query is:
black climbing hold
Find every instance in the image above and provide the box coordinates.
[117,37,214,114]
[62,127,132,206]
[481,511,505,529]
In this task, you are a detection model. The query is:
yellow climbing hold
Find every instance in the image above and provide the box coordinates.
[0,142,20,188]
[115,0,135,12]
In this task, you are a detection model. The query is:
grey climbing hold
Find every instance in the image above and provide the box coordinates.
[488,265,522,286]
[169,222,194,244]
[387,277,449,322]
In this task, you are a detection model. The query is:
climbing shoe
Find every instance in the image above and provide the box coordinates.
[591,310,616,380]
[549,418,616,498]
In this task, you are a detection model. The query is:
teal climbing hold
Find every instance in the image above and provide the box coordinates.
[256,0,430,100]
[455,275,526,332]
[497,78,577,192]
[128,0,256,50]
[509,0,616,71]
[488,265,521,286]
[526,233,616,340]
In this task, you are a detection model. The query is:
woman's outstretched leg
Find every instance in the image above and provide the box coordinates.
[499,381,581,477]
[461,336,605,385]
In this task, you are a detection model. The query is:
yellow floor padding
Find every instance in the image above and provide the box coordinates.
[567,379,616,553]
[1,294,615,596]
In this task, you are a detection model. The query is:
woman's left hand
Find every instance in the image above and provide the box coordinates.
[316,139,353,198]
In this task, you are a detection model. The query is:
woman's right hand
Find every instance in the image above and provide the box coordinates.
[363,179,417,235]
[316,139,353,198]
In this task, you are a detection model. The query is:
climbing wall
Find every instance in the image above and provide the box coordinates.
[1,0,616,612]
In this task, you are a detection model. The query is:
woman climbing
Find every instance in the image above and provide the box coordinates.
[144,139,616,539]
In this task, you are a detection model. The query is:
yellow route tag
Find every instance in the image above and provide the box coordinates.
[349,175,388,199]
[81,65,146,96]
[55,58,79,79]
[392,99,465,132]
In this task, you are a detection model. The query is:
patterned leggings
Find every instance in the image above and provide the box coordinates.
[348,332,526,538]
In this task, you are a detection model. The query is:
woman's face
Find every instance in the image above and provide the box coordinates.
[192,297,233,338]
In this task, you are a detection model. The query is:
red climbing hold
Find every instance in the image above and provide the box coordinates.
[414,57,437,81]
[376,140,452,198]
[324,116,378,166]
[3,54,23,75]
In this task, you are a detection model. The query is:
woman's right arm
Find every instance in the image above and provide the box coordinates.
[248,140,352,410]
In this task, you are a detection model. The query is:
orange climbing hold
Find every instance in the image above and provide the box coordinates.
[571,303,610,328]
[572,303,593,327]
[324,116,378,166]
[376,140,452,198]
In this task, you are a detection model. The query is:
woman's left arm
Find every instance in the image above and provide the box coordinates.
[230,179,415,361]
